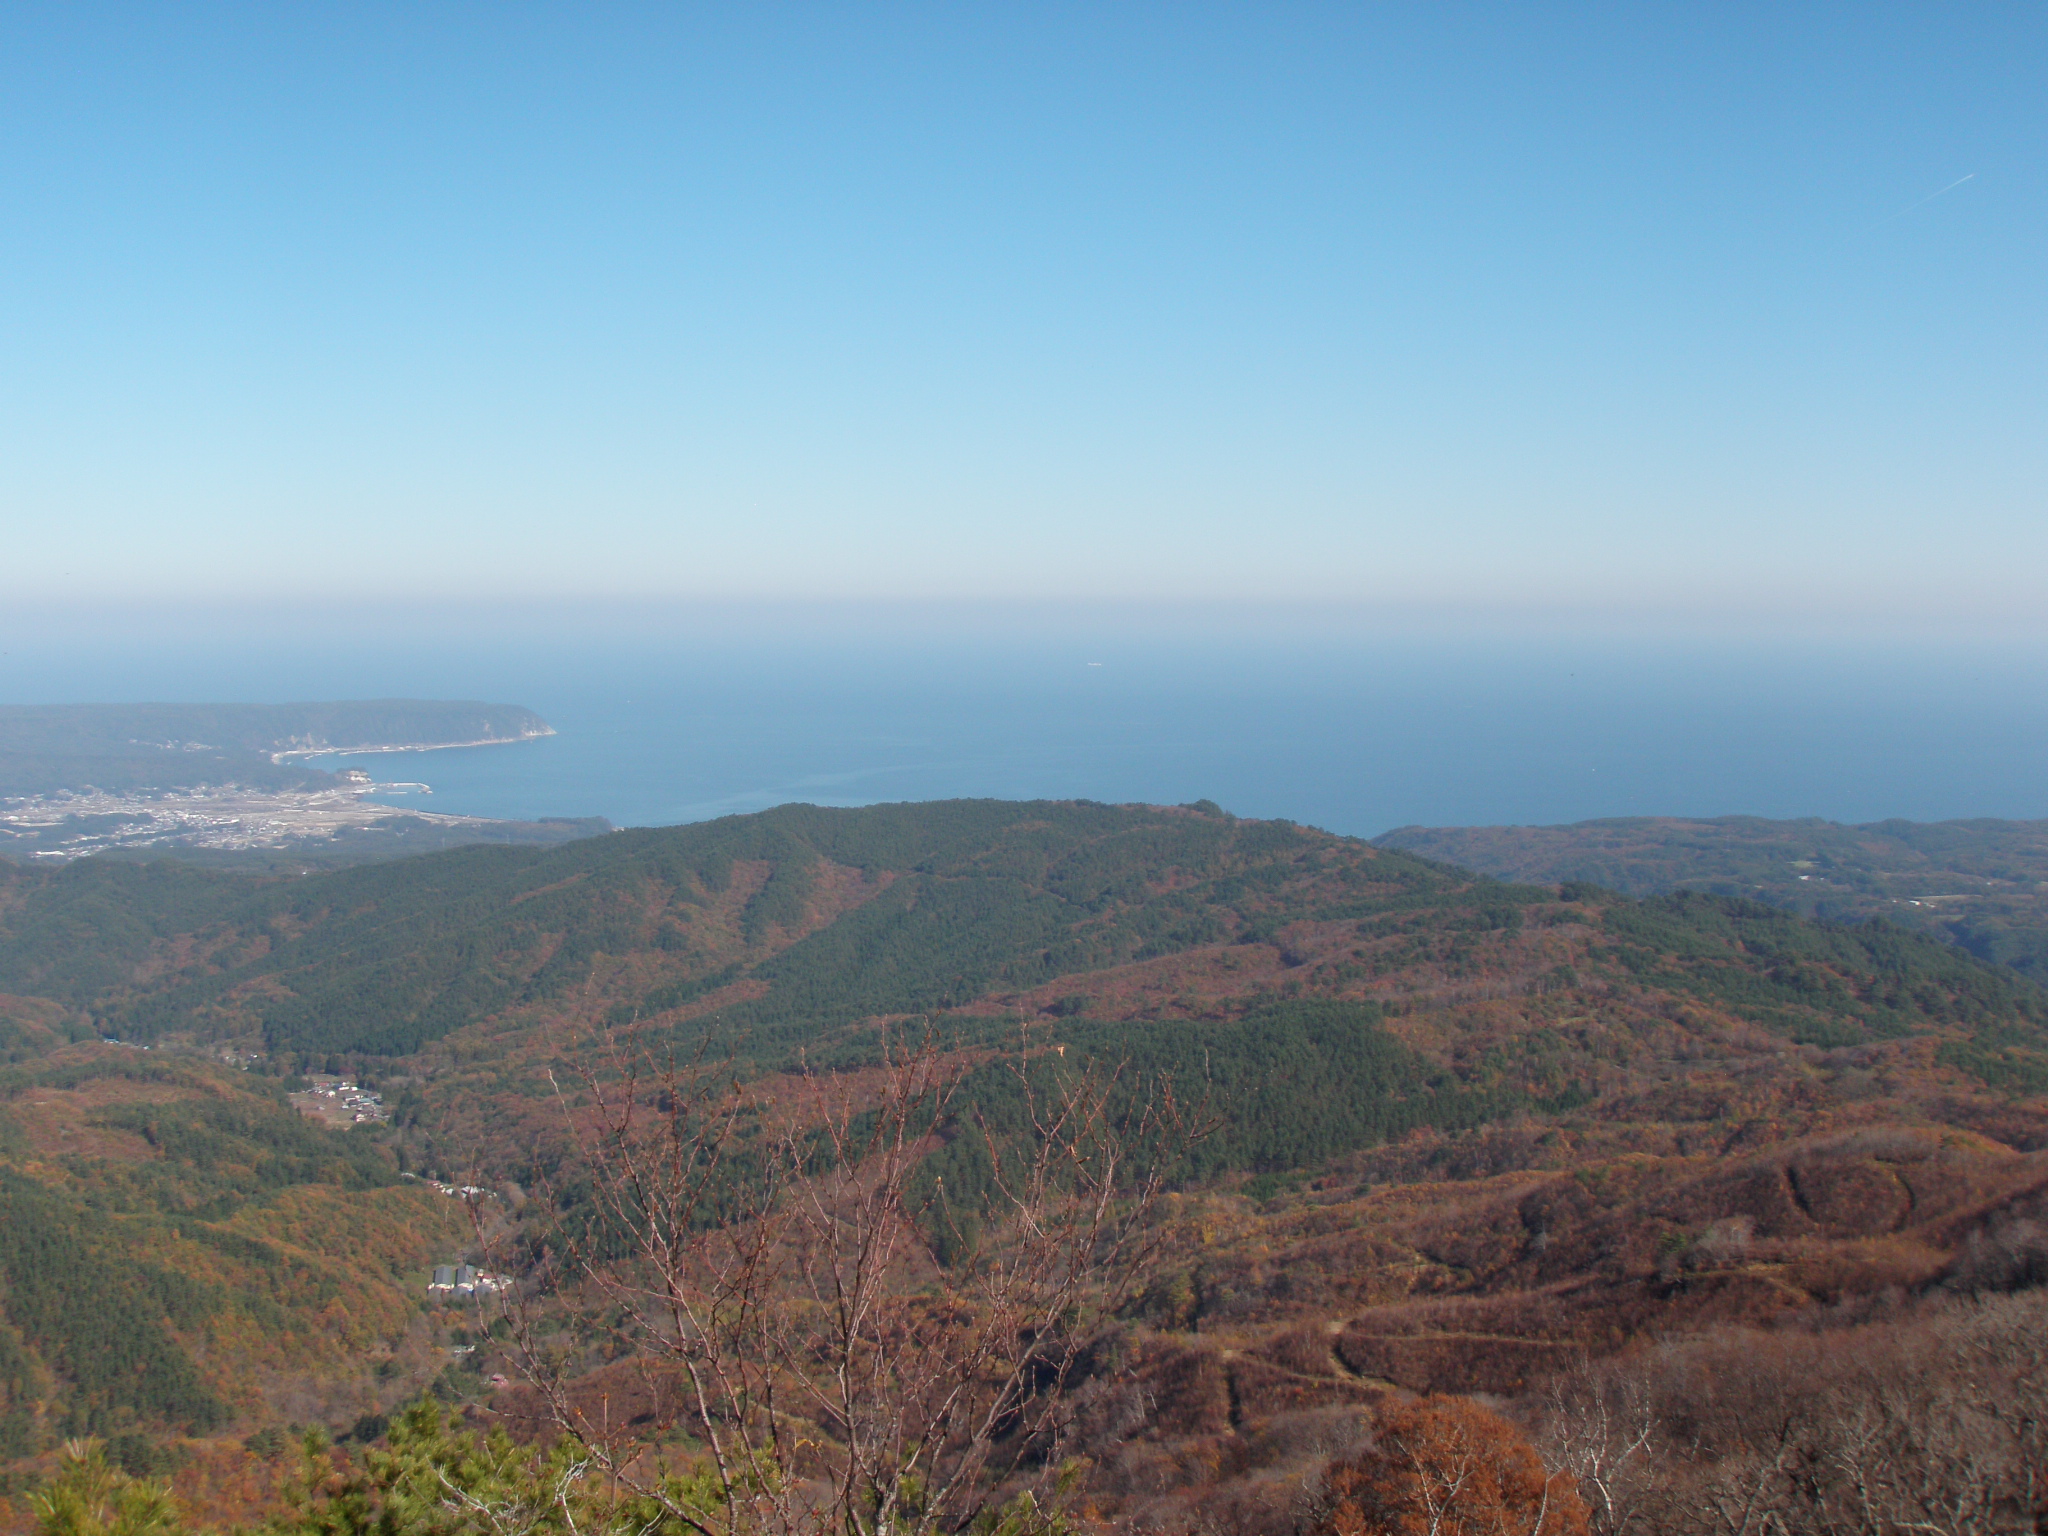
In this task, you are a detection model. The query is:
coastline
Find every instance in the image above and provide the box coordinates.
[272,726,556,762]
[1,778,601,861]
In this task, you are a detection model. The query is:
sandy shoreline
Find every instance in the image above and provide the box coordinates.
[269,725,556,762]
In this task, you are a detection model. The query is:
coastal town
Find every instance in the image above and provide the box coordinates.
[0,780,485,860]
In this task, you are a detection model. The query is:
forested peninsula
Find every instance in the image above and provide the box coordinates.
[0,702,597,867]
[0,701,553,798]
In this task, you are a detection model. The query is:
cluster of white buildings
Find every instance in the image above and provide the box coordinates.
[310,1078,390,1123]
[402,1173,491,1198]
[428,1264,507,1300]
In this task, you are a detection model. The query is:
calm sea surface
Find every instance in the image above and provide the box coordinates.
[9,617,2048,836]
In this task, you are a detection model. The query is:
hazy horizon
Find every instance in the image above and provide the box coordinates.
[8,7,2045,832]
[7,605,2046,836]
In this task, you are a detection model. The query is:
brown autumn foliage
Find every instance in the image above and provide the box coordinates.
[492,1025,1194,1536]
[1314,1395,1589,1536]
[1530,1289,2048,1536]
[1027,1111,2048,1531]
[6,802,2048,1531]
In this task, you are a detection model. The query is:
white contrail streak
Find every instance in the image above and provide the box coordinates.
[1865,173,1976,234]
[1898,173,1976,214]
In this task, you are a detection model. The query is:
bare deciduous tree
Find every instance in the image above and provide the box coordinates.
[486,1025,1187,1536]
[1539,1365,1658,1536]
[1532,1291,2048,1536]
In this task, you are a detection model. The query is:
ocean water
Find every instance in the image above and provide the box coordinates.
[8,613,2048,837]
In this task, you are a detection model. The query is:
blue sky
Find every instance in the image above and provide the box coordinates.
[3,4,2042,626]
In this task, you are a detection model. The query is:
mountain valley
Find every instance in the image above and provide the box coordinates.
[0,799,2041,1529]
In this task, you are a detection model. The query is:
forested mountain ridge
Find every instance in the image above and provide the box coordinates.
[1375,813,2048,986]
[0,800,2044,1528]
[1,799,2042,1161]
[0,800,1469,1059]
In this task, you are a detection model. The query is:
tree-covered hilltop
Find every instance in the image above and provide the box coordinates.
[2,798,2043,1114]
[1375,814,2048,985]
[0,799,1466,1056]
[0,700,552,797]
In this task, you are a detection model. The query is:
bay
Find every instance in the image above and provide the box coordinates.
[8,613,2048,837]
